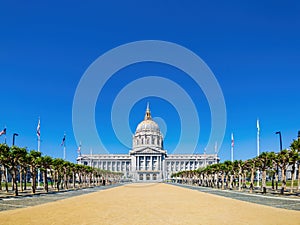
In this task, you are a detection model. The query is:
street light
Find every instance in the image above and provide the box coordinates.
[12,133,19,146]
[274,131,283,192]
[275,131,282,151]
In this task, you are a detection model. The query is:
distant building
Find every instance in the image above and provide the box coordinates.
[77,104,219,182]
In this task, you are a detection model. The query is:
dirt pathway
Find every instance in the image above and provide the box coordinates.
[0,183,299,225]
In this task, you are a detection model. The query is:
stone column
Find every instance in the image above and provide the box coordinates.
[158,156,161,170]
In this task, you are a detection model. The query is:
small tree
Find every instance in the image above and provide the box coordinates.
[10,146,27,196]
[38,156,53,193]
[28,150,42,194]
[278,149,289,195]
[0,144,10,192]
[290,139,300,191]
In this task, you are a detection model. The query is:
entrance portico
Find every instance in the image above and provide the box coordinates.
[130,147,167,182]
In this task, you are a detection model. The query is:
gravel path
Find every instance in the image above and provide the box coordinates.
[0,183,299,225]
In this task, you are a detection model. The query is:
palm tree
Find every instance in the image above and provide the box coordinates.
[10,146,27,196]
[232,160,243,191]
[257,152,271,194]
[52,158,64,191]
[75,164,83,188]
[290,139,300,191]
[0,144,10,192]
[278,149,289,194]
[69,162,77,189]
[268,152,279,191]
[224,160,233,189]
[288,148,299,193]
[38,156,53,192]
[219,163,227,189]
[62,161,71,189]
[28,150,42,194]
[244,159,256,193]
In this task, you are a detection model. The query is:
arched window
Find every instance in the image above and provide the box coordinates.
[153,174,157,180]
[146,174,150,180]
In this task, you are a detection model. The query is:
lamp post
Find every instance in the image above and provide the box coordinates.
[275,131,282,151]
[275,131,282,191]
[12,133,19,146]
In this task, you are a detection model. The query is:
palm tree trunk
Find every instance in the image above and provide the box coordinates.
[297,163,300,191]
[238,174,241,191]
[43,170,48,192]
[250,168,254,193]
[281,168,286,194]
[221,174,225,189]
[24,169,27,191]
[243,171,247,189]
[56,173,60,191]
[290,164,295,193]
[64,171,68,189]
[275,169,279,191]
[229,174,233,189]
[3,167,9,193]
[31,170,37,194]
[73,172,76,189]
[262,170,267,194]
[13,169,18,196]
[19,170,23,192]
[0,166,3,191]
[89,174,92,187]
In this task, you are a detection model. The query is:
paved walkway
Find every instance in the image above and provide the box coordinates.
[0,184,122,212]
[170,183,300,211]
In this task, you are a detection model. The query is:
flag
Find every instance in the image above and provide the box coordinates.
[0,128,6,136]
[231,133,234,147]
[37,119,40,137]
[257,119,260,132]
[77,144,81,155]
[61,134,66,146]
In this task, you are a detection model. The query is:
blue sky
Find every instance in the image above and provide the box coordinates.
[0,1,299,162]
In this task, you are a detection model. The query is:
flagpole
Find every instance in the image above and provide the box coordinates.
[37,118,41,188]
[231,133,234,162]
[63,145,66,160]
[257,119,260,188]
[62,133,66,160]
[77,141,82,157]
[4,126,6,144]
[37,135,41,188]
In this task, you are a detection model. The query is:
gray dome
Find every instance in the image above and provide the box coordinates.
[136,119,160,133]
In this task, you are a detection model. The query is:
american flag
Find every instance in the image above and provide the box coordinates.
[37,119,40,137]
[0,128,6,136]
[61,134,66,146]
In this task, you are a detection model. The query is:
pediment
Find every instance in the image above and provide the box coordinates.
[130,147,166,155]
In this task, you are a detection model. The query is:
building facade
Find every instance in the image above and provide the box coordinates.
[77,105,219,182]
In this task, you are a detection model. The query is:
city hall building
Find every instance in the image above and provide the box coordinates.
[77,105,219,182]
